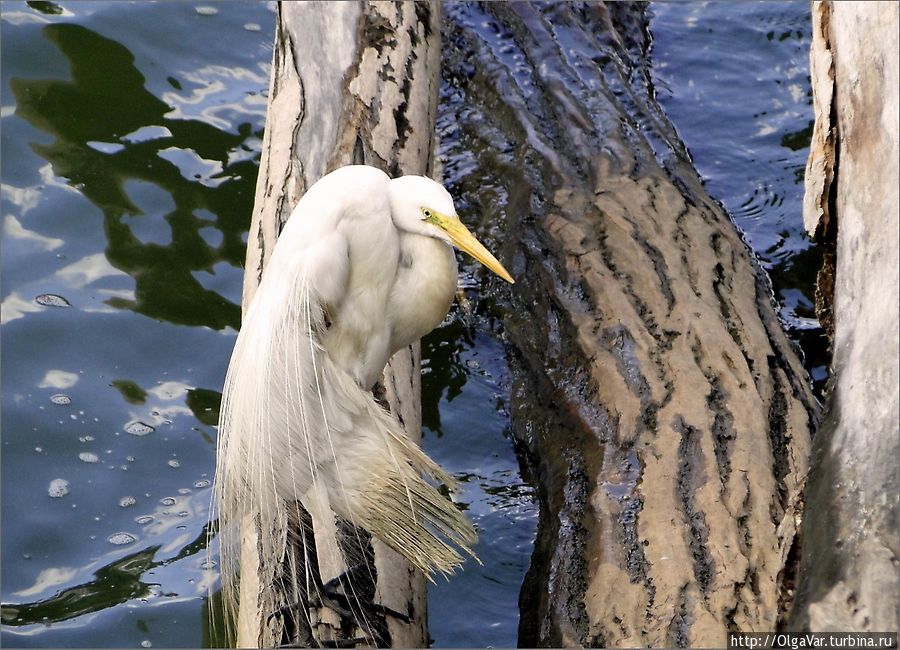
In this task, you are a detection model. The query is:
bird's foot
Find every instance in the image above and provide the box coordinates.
[268,564,410,648]
[320,566,411,624]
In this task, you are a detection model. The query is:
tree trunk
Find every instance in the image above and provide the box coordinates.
[790,1,899,633]
[441,3,818,646]
[235,2,441,646]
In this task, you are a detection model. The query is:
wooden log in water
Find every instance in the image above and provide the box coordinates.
[790,1,899,634]
[441,3,819,646]
[234,2,441,646]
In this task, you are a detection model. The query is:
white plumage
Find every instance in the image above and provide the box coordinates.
[212,165,513,633]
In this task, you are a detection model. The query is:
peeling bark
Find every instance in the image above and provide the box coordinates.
[440,3,817,646]
[236,2,441,647]
[790,1,899,634]
[803,1,840,340]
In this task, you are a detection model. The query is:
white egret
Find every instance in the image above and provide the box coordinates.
[212,164,513,638]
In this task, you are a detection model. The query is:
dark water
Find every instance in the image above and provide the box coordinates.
[1,1,815,648]
[1,3,272,647]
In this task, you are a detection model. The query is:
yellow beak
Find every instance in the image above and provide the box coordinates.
[432,214,515,284]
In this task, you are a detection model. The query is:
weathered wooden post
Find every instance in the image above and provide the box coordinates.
[233,2,441,646]
[790,1,899,633]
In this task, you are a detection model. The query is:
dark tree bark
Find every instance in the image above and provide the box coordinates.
[790,1,899,633]
[235,2,441,646]
[440,3,818,646]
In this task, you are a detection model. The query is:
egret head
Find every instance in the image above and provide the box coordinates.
[389,175,514,283]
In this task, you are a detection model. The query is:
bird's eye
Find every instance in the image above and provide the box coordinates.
[422,209,432,218]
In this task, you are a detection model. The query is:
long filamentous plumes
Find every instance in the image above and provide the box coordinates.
[210,256,477,636]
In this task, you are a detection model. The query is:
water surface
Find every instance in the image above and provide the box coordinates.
[1,2,816,648]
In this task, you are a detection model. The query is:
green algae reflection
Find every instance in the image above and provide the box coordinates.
[11,23,259,331]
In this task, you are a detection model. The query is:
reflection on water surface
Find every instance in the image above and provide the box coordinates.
[2,1,816,648]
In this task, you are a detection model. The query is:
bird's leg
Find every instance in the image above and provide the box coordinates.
[267,516,366,650]
[270,564,391,648]
[270,506,409,648]
[270,502,319,648]
[320,563,411,624]
[269,509,369,648]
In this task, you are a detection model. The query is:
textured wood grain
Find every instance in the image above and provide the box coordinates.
[236,2,441,646]
[790,1,899,634]
[440,3,818,646]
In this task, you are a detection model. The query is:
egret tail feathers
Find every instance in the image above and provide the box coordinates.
[341,397,479,579]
